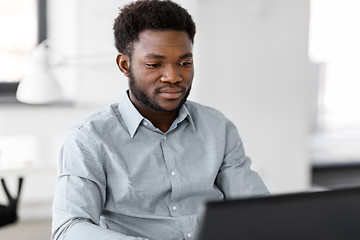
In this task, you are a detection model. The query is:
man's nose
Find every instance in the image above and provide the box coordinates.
[160,65,182,83]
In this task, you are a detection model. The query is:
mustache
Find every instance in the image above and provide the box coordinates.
[155,85,186,93]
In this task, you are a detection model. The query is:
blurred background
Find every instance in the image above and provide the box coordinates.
[1,0,360,239]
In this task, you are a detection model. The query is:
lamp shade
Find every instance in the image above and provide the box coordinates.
[16,40,62,104]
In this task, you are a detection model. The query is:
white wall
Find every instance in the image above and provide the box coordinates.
[48,0,128,106]
[0,0,316,220]
[194,0,317,193]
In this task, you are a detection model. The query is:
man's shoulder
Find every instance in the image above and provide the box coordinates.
[184,100,238,137]
[185,100,226,119]
[72,104,120,132]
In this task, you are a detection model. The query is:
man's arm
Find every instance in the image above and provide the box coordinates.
[215,120,270,199]
[51,127,147,240]
[52,175,147,240]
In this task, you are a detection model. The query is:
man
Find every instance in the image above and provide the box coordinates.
[51,1,269,240]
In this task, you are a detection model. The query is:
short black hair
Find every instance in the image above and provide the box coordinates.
[113,0,196,56]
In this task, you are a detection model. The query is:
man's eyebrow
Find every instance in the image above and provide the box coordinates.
[180,53,193,59]
[144,53,193,59]
[145,54,166,59]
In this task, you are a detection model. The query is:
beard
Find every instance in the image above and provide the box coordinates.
[128,69,191,112]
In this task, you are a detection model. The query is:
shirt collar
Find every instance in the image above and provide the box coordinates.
[118,92,144,138]
[118,91,195,138]
[184,104,196,131]
[177,103,195,130]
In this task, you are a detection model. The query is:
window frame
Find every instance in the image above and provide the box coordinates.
[0,0,47,102]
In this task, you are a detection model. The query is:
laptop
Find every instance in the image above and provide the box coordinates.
[198,187,360,240]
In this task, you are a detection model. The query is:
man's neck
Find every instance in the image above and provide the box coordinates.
[128,96,179,133]
[146,110,178,133]
[138,106,179,133]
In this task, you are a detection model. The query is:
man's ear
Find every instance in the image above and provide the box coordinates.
[116,53,130,77]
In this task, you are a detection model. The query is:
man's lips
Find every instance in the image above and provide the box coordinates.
[158,87,184,99]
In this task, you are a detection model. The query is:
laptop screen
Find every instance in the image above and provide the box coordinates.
[198,187,360,240]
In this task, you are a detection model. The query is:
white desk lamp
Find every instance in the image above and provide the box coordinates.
[16,40,63,104]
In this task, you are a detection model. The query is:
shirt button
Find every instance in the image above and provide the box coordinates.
[163,136,167,140]
[172,205,177,211]
[143,121,148,126]
[170,171,176,176]
[187,232,192,238]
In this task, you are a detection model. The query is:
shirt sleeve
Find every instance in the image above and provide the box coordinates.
[51,126,147,240]
[215,120,270,199]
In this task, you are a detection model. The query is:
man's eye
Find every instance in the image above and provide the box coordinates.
[146,63,160,68]
[179,61,193,67]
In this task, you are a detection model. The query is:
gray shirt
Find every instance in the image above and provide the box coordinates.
[52,92,269,240]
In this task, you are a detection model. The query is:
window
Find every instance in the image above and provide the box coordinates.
[0,0,46,99]
[309,0,360,130]
[309,0,360,168]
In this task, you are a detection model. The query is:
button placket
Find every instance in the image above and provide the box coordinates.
[161,132,181,206]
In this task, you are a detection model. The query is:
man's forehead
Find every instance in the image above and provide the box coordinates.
[133,30,193,57]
